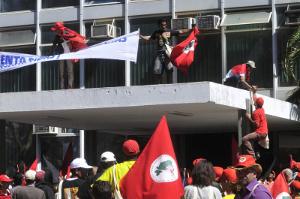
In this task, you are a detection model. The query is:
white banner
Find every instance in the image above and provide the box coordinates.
[0,30,139,73]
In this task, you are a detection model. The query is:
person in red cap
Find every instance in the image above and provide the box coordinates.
[51,21,87,89]
[242,97,269,158]
[220,168,238,199]
[97,139,140,197]
[0,175,13,199]
[234,155,272,199]
[214,166,224,183]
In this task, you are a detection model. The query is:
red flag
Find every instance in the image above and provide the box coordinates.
[170,27,200,74]
[120,116,183,199]
[271,171,291,199]
[60,142,73,178]
[29,158,39,171]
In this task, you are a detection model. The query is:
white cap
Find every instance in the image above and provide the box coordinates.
[70,158,92,169]
[25,170,36,181]
[100,151,116,162]
[246,60,256,68]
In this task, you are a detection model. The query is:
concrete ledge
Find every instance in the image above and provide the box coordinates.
[0,82,298,132]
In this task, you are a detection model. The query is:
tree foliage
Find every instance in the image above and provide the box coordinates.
[283,26,300,83]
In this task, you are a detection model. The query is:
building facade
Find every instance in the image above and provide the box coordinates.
[0,0,300,176]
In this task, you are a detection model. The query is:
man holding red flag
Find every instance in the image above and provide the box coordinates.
[120,116,183,199]
[140,18,190,84]
[170,26,200,74]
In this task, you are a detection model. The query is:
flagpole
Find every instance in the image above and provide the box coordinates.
[125,0,131,86]
[171,0,177,83]
[221,0,227,84]
[35,0,42,171]
[79,0,85,159]
[272,0,278,98]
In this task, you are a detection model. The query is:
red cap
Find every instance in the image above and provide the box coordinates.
[256,97,264,107]
[122,139,140,156]
[192,158,206,166]
[51,22,64,31]
[222,168,237,183]
[292,180,300,190]
[235,155,262,175]
[290,155,300,171]
[213,166,224,181]
[35,170,45,182]
[0,175,13,182]
[235,155,256,168]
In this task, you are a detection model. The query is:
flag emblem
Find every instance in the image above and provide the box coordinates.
[183,40,195,54]
[150,154,178,183]
[275,192,291,199]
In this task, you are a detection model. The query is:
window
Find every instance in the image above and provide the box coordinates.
[85,0,124,5]
[0,0,35,12]
[220,12,272,27]
[0,46,36,92]
[42,0,78,8]
[0,29,36,47]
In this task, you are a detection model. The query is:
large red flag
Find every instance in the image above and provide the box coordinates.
[170,27,200,74]
[271,171,291,199]
[120,116,183,199]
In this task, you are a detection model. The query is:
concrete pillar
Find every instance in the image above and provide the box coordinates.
[0,120,6,172]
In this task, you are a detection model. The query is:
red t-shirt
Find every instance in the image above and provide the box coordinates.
[0,190,11,199]
[230,64,251,81]
[252,108,268,134]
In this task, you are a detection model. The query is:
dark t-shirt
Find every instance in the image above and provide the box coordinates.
[52,35,64,54]
[61,178,85,199]
[35,182,55,199]
[150,29,180,52]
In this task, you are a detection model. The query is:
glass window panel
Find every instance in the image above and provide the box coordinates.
[0,29,36,47]
[41,46,60,90]
[85,0,123,5]
[0,46,36,92]
[42,0,78,8]
[221,12,271,26]
[84,21,125,88]
[85,59,125,88]
[0,0,35,12]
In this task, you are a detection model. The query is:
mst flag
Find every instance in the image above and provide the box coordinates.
[120,116,183,199]
[170,26,200,74]
[271,171,291,199]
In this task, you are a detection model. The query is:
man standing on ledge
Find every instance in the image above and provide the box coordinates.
[140,18,190,84]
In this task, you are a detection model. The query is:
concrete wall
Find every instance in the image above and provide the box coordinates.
[1,0,300,28]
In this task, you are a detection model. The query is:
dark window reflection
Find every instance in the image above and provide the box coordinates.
[85,0,124,5]
[0,0,35,12]
[42,0,78,8]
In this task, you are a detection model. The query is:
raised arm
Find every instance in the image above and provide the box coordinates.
[240,76,257,92]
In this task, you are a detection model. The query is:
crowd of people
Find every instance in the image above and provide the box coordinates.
[0,23,292,197]
[0,138,300,199]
